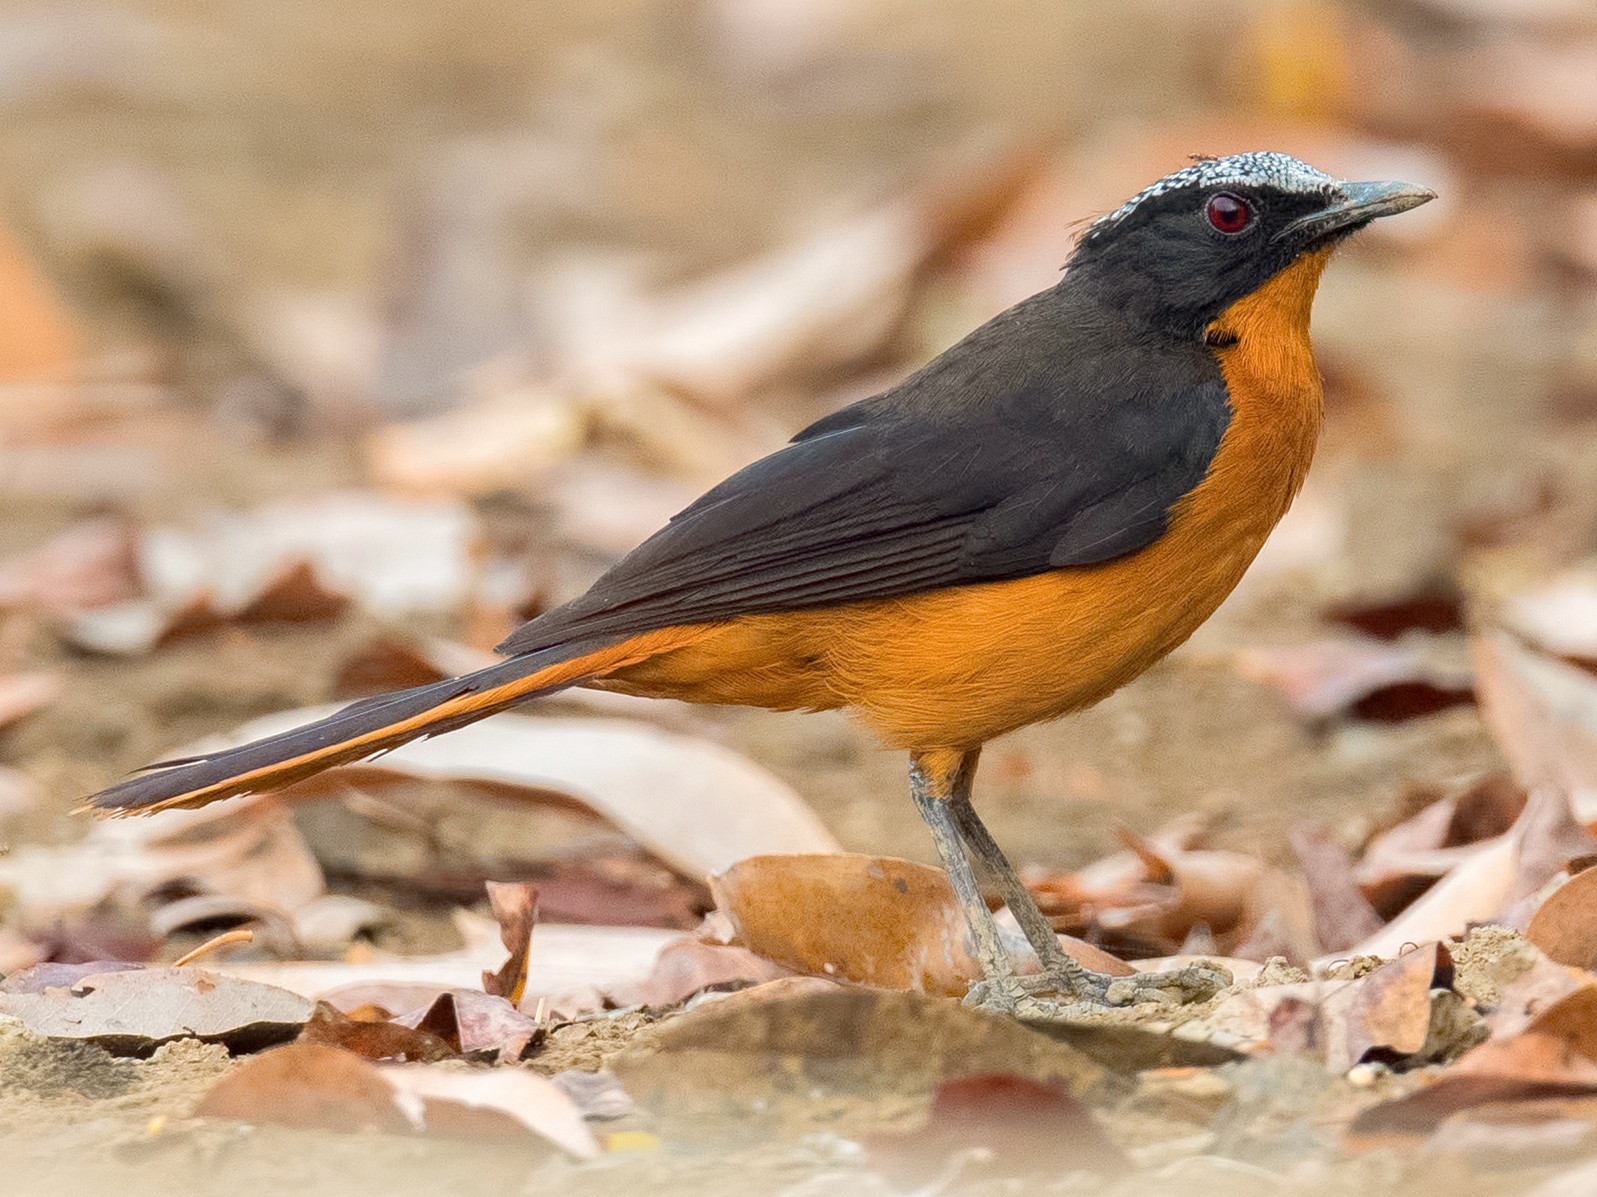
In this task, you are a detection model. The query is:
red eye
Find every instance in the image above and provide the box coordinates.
[1206,192,1252,234]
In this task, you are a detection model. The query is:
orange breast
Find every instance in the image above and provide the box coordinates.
[605,250,1331,751]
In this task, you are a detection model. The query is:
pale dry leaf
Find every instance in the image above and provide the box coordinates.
[482,880,538,1005]
[0,794,324,921]
[1473,631,1597,801]
[214,922,680,1009]
[0,966,313,1053]
[538,199,925,409]
[1290,823,1384,953]
[204,708,840,878]
[384,1065,599,1158]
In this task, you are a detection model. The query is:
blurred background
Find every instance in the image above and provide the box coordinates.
[0,0,1595,889]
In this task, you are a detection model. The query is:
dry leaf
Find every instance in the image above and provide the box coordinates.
[1334,790,1595,963]
[1234,636,1471,721]
[298,1001,457,1063]
[1526,866,1597,969]
[214,922,680,1012]
[205,708,840,877]
[0,966,313,1053]
[1350,986,1597,1138]
[709,853,977,995]
[397,988,544,1060]
[1473,631,1597,800]
[197,1043,414,1134]
[197,1041,598,1156]
[482,880,537,1005]
[0,794,324,925]
[1290,823,1384,953]
[609,935,795,1008]
[382,1063,599,1157]
[864,1073,1125,1186]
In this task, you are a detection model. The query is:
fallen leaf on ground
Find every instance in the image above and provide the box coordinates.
[607,935,795,1008]
[1525,865,1597,969]
[1473,631,1597,801]
[383,1062,599,1157]
[202,1038,599,1158]
[396,988,544,1060]
[0,966,313,1053]
[864,1073,1125,1187]
[0,794,324,929]
[215,922,680,1014]
[1354,774,1526,917]
[1234,636,1472,722]
[1350,985,1597,1139]
[1334,789,1594,963]
[63,493,480,654]
[709,853,976,995]
[1290,823,1384,953]
[197,1042,413,1134]
[208,708,840,878]
[482,881,538,1005]
[298,1000,456,1063]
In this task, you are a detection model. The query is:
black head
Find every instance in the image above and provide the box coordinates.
[1066,151,1434,339]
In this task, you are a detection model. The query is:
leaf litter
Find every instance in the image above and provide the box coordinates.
[4,4,1597,1189]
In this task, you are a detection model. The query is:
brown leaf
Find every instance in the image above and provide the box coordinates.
[399,988,544,1060]
[1339,943,1452,1069]
[1473,631,1597,797]
[298,1000,456,1063]
[1327,591,1464,640]
[215,923,680,1013]
[1335,790,1594,963]
[196,1042,599,1156]
[1234,636,1471,721]
[1290,823,1384,953]
[196,1043,414,1134]
[609,935,795,1008]
[1350,986,1597,1138]
[864,1073,1125,1186]
[482,881,537,1006]
[232,559,351,624]
[1526,866,1597,969]
[0,966,313,1053]
[710,854,977,995]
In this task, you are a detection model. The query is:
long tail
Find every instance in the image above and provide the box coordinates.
[82,627,709,816]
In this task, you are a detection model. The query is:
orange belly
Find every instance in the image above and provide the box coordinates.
[602,249,1330,751]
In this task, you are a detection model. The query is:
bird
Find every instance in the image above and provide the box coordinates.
[84,151,1434,1017]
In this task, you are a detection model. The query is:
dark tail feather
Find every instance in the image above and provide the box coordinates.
[82,640,618,816]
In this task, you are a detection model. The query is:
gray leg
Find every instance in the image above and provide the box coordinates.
[909,748,1230,1017]
[909,750,1013,984]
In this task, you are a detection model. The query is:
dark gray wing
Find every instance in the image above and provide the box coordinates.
[496,370,1230,656]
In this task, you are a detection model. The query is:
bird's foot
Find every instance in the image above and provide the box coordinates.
[965,962,1231,1022]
